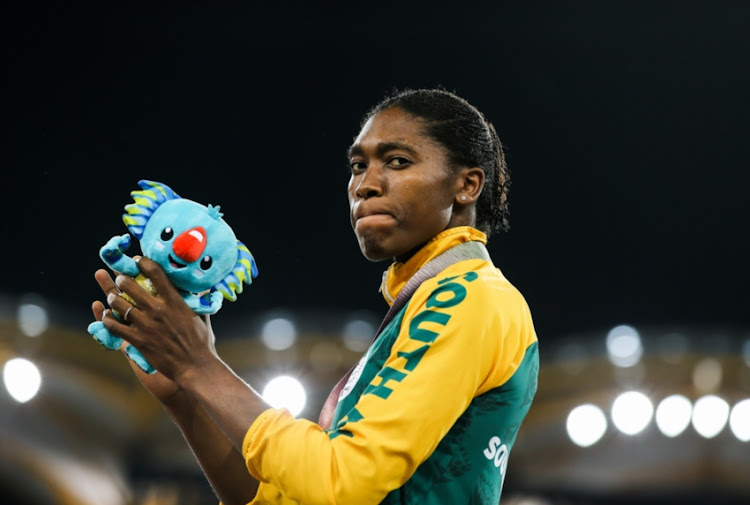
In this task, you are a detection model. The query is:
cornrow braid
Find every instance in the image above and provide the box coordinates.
[364,88,511,237]
[485,121,511,233]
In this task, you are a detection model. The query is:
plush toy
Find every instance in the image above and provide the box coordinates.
[88,179,258,374]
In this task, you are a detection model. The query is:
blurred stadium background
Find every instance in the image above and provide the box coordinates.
[1,293,748,504]
[2,2,749,504]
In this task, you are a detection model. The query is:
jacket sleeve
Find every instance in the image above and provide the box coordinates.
[243,271,535,505]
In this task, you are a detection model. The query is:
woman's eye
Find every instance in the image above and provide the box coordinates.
[350,161,366,172]
[388,157,409,167]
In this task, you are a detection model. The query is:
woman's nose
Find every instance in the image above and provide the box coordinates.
[355,167,384,199]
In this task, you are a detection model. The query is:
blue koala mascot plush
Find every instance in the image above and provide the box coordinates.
[88,179,258,374]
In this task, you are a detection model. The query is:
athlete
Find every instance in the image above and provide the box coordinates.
[91,88,539,504]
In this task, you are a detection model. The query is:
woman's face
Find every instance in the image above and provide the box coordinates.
[347,107,463,262]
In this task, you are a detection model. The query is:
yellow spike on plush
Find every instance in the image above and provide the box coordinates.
[131,195,153,208]
[124,206,146,217]
[137,189,157,201]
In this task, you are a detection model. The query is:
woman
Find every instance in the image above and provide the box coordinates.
[92,88,539,504]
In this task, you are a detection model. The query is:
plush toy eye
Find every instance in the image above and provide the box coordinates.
[161,227,174,241]
[200,256,213,270]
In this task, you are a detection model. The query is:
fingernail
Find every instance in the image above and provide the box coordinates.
[107,293,116,305]
[115,275,125,287]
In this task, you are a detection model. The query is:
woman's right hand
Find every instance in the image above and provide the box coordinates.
[91,272,184,406]
[92,269,259,505]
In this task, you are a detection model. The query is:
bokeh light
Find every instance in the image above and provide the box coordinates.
[692,357,723,393]
[261,317,297,351]
[18,296,49,337]
[606,325,642,368]
[692,395,729,438]
[611,391,653,435]
[566,404,607,447]
[655,395,693,437]
[341,318,375,352]
[742,339,750,367]
[261,375,306,417]
[3,357,42,403]
[729,398,750,442]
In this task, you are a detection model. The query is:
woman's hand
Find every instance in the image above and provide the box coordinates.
[91,270,184,405]
[95,256,219,387]
[92,261,262,504]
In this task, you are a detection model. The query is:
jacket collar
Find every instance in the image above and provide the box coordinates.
[380,226,487,306]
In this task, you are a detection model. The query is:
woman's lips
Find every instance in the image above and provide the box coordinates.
[355,213,395,229]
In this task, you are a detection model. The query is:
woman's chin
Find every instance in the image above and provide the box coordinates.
[357,236,394,263]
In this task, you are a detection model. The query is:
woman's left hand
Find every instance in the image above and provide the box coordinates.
[100,256,219,384]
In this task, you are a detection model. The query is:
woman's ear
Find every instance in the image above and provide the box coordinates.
[455,167,485,204]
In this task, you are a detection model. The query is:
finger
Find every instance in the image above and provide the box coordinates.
[114,274,154,309]
[136,257,182,303]
[92,300,105,321]
[101,308,141,347]
[106,292,136,323]
[95,310,132,354]
[94,269,120,297]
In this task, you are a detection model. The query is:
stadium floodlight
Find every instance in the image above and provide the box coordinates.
[611,391,653,435]
[566,404,607,447]
[3,357,42,403]
[261,317,297,351]
[18,297,49,337]
[606,325,643,368]
[262,375,307,417]
[729,399,750,442]
[655,395,693,438]
[692,395,729,439]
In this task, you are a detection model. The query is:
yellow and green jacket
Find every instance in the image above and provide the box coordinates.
[242,227,539,504]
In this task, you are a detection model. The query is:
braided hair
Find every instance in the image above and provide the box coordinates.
[362,88,510,237]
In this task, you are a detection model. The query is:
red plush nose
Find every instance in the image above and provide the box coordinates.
[172,226,207,263]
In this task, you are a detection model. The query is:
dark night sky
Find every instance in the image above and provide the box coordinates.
[2,2,749,342]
